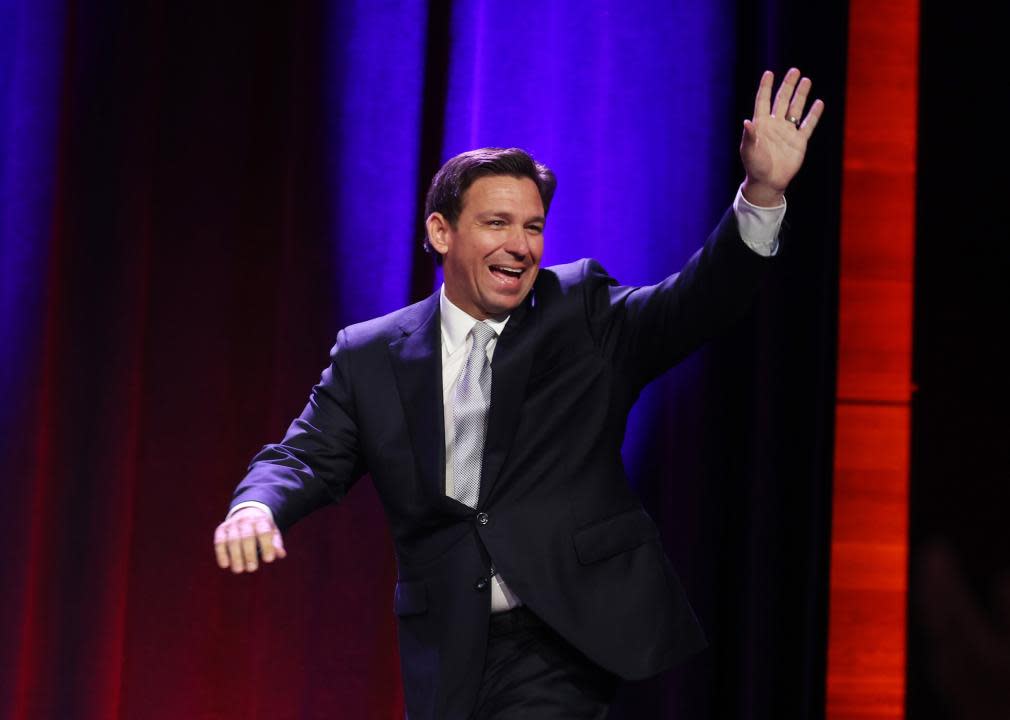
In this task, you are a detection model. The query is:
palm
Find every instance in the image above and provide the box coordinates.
[740,69,824,197]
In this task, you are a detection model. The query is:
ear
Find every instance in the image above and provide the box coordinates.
[425,212,451,258]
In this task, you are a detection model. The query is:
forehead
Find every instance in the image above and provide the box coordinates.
[460,175,544,216]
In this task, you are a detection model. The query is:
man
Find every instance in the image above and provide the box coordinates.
[214,69,823,719]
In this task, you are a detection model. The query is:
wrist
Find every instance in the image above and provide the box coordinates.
[741,178,785,208]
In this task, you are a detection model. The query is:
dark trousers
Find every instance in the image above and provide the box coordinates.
[470,606,619,719]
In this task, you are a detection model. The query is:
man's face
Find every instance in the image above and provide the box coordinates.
[428,175,545,320]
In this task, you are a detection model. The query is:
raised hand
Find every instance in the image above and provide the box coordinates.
[214,506,287,574]
[740,68,824,207]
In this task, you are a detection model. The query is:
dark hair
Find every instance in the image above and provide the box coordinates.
[423,147,557,263]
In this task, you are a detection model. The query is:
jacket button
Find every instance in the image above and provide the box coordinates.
[474,576,489,592]
[477,512,489,526]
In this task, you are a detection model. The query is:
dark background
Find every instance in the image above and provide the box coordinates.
[908,2,1010,719]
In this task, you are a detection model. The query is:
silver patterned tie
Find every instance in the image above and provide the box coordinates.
[451,321,495,508]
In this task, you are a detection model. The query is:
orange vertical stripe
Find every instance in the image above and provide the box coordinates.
[828,1,919,719]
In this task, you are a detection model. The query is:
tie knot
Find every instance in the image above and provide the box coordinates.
[470,321,496,351]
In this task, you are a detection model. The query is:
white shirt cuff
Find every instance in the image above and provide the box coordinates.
[227,501,275,523]
[732,184,786,257]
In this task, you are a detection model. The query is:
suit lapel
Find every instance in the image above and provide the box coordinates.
[388,289,540,512]
[478,293,538,507]
[388,294,454,510]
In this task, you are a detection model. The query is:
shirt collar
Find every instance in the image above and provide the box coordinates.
[439,285,510,355]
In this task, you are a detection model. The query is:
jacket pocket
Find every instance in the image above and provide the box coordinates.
[394,580,428,616]
[573,507,660,565]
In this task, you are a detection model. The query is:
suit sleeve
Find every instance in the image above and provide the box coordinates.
[585,207,775,391]
[229,328,366,531]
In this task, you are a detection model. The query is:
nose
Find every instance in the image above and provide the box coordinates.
[503,226,532,259]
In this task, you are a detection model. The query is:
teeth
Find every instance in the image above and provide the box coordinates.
[492,266,522,277]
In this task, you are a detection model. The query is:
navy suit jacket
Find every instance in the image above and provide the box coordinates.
[231,207,773,719]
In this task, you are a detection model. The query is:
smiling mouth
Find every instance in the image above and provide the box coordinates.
[489,265,524,279]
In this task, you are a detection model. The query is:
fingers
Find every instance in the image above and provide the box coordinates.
[213,509,285,574]
[755,67,824,138]
[253,515,279,563]
[753,70,774,119]
[214,524,230,569]
[800,98,825,139]
[226,522,247,573]
[771,67,801,119]
[787,76,812,124]
[740,118,757,150]
[272,529,288,559]
[240,526,259,572]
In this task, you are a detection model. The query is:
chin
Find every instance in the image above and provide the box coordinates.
[489,290,527,313]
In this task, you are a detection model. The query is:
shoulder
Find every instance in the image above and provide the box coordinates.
[335,293,439,351]
[532,259,625,332]
[538,258,617,295]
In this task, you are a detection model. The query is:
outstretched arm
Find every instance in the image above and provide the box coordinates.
[212,327,365,574]
[740,68,824,207]
[597,69,825,385]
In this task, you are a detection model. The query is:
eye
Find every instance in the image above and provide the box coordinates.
[487,219,506,227]
[526,224,544,234]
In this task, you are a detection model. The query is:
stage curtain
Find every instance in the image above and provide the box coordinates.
[0,1,845,717]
